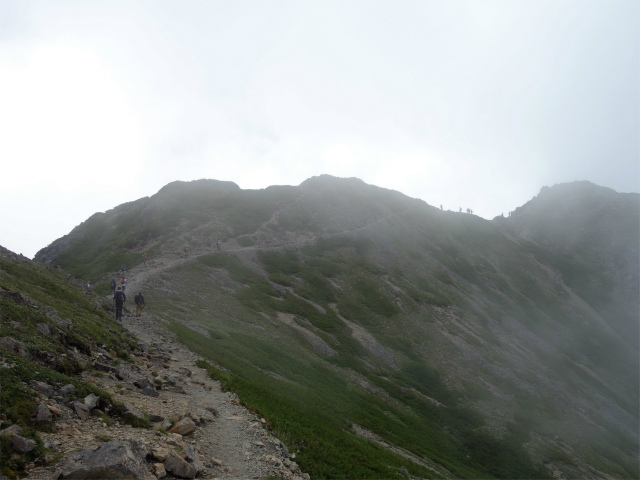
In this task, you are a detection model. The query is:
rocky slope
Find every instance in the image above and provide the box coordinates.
[19,177,640,479]
[0,247,308,480]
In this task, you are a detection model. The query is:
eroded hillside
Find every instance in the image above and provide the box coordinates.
[33,176,640,479]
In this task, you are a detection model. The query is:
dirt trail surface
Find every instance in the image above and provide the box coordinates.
[25,258,309,480]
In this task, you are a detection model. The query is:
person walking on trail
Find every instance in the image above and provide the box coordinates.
[120,277,127,292]
[85,281,91,294]
[113,286,126,320]
[184,246,189,258]
[110,279,116,294]
[216,240,221,251]
[134,291,145,317]
[142,253,147,266]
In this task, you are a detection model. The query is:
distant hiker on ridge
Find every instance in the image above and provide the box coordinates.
[110,279,116,294]
[113,286,125,320]
[134,291,145,318]
[142,253,147,266]
[85,281,91,294]
[184,246,189,258]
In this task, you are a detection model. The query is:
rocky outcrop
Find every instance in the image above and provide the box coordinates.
[50,439,152,479]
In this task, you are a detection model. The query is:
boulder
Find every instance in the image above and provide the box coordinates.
[36,323,53,335]
[184,445,204,474]
[71,401,90,421]
[148,413,164,423]
[51,440,152,479]
[164,449,196,479]
[57,384,75,396]
[30,380,54,396]
[10,434,37,453]
[153,462,167,478]
[123,403,145,421]
[84,393,99,410]
[0,424,22,436]
[151,446,169,462]
[141,385,159,397]
[33,401,53,423]
[93,361,117,373]
[168,417,196,436]
[0,336,30,359]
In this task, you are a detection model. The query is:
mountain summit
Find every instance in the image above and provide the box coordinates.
[33,176,639,479]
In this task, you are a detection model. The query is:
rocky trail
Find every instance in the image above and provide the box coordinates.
[20,255,309,480]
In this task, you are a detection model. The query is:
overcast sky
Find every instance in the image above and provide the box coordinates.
[1,0,638,259]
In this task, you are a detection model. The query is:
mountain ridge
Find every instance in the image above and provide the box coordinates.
[20,175,640,478]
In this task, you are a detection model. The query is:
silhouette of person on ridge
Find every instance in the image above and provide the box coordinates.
[113,286,126,320]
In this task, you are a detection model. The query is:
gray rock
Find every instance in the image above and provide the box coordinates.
[141,386,159,397]
[36,323,53,335]
[51,439,152,479]
[72,401,90,421]
[280,441,290,458]
[0,337,30,359]
[0,424,22,436]
[30,380,54,396]
[164,449,196,479]
[34,401,53,424]
[9,434,37,453]
[184,445,204,474]
[57,384,75,396]
[93,361,117,373]
[84,393,99,410]
[133,376,152,389]
[153,420,172,431]
[123,402,145,421]
[148,413,164,423]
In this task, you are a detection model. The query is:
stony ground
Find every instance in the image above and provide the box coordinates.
[25,290,309,480]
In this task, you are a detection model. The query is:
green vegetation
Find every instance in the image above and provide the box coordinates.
[0,253,146,477]
[22,176,639,479]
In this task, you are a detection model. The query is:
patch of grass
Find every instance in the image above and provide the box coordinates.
[236,236,256,247]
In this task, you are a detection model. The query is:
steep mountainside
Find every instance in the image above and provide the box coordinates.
[35,176,639,479]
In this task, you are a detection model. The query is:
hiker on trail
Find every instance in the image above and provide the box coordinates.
[121,265,126,272]
[85,281,91,294]
[216,240,221,251]
[184,246,189,258]
[134,291,145,317]
[113,286,125,320]
[142,253,147,266]
[120,277,127,292]
[110,279,116,294]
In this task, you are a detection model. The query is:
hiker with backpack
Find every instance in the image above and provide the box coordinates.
[184,246,189,258]
[113,286,126,320]
[110,279,116,294]
[120,277,127,292]
[134,292,145,317]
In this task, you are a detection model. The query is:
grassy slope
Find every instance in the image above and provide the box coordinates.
[33,179,639,479]
[0,251,140,477]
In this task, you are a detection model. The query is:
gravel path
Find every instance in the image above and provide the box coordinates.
[25,254,308,480]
